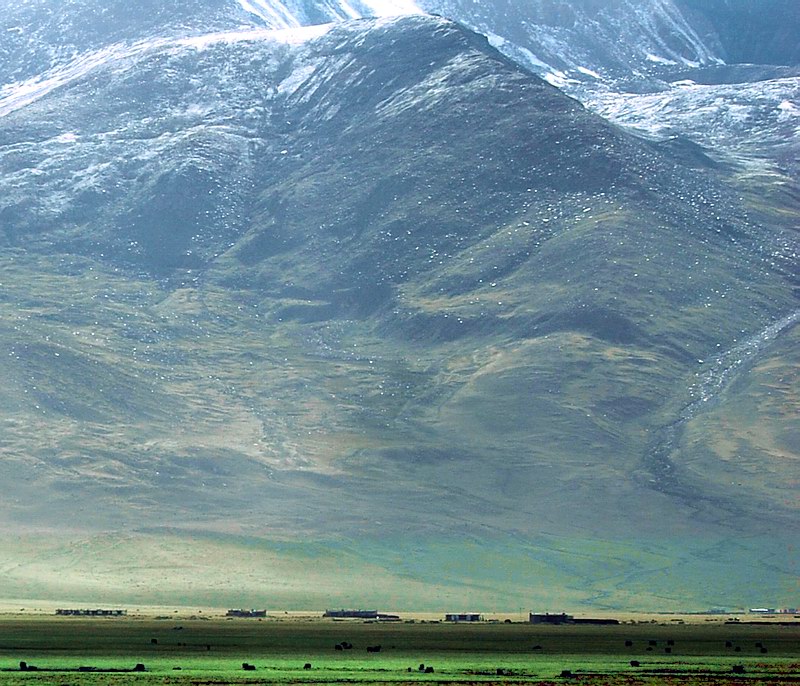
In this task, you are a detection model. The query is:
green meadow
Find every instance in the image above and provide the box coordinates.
[0,616,798,684]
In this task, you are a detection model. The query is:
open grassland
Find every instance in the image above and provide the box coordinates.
[0,616,798,685]
[3,531,799,614]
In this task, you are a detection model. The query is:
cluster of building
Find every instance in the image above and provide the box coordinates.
[322,610,619,624]
[323,609,400,621]
[52,606,631,623]
[529,612,619,625]
[226,609,267,618]
[444,613,483,622]
[324,609,379,619]
[55,609,127,616]
[441,612,618,624]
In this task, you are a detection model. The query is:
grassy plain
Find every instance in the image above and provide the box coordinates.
[0,615,798,685]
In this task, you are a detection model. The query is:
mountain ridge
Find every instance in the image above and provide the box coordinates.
[3,0,798,91]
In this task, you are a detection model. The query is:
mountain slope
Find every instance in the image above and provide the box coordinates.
[0,11,797,610]
[5,0,798,90]
[676,0,800,66]
[0,0,422,86]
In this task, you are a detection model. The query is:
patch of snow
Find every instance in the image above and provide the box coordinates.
[177,24,333,50]
[177,28,272,50]
[236,0,301,28]
[585,75,800,161]
[637,0,721,66]
[544,70,579,88]
[183,104,213,118]
[359,0,422,15]
[277,63,317,95]
[0,40,169,118]
[330,0,362,19]
[646,53,677,65]
[237,0,420,25]
[517,46,553,72]
[486,32,552,72]
[0,20,342,119]
[576,66,601,80]
[53,132,79,143]
[486,31,506,49]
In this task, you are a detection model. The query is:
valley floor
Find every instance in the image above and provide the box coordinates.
[0,615,798,684]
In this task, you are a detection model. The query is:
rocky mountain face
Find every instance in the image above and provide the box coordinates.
[0,1,797,610]
[4,0,798,86]
[0,0,423,84]
[417,0,723,85]
[5,0,796,174]
[401,0,799,183]
[676,0,800,66]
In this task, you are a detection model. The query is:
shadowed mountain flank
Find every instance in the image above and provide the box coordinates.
[676,0,800,67]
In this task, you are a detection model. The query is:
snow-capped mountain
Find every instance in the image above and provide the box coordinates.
[4,0,796,178]
[4,0,797,87]
[0,2,797,610]
[0,0,421,85]
[587,71,800,176]
[420,0,724,85]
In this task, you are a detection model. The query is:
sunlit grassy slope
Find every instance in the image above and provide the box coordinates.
[0,525,797,612]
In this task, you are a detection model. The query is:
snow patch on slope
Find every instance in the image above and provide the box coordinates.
[576,66,601,79]
[630,0,722,66]
[486,31,552,73]
[0,23,340,118]
[778,99,798,117]
[236,0,421,27]
[586,76,800,166]
[236,0,301,27]
[0,39,170,118]
[178,24,333,50]
[544,70,579,88]
[359,0,423,15]
[647,53,677,65]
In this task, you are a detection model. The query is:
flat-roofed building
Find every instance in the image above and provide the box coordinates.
[445,613,483,622]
